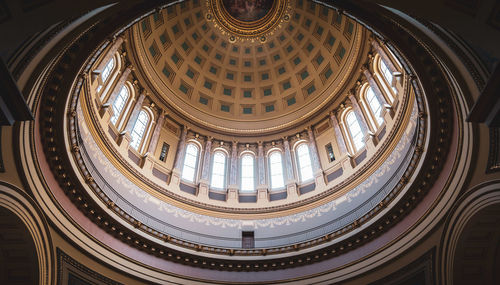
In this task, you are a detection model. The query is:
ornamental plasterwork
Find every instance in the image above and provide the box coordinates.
[205,0,293,43]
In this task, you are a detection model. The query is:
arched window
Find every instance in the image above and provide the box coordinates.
[110,86,129,125]
[380,58,397,94]
[130,110,149,150]
[366,87,384,127]
[296,144,313,182]
[380,59,392,86]
[181,143,199,182]
[240,154,254,191]
[101,57,115,83]
[210,151,226,189]
[269,152,285,189]
[346,111,365,152]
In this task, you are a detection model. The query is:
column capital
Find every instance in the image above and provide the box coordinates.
[348,93,357,103]
[181,125,190,132]
[306,126,316,141]
[283,137,291,147]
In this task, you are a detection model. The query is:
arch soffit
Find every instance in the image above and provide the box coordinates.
[0,183,54,285]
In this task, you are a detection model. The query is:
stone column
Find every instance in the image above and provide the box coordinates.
[283,138,298,198]
[307,127,325,187]
[170,126,188,187]
[229,142,238,187]
[173,126,188,171]
[200,137,213,182]
[307,127,322,174]
[198,137,213,200]
[227,142,239,203]
[256,142,268,202]
[283,139,294,183]
[330,112,354,171]
[257,142,266,189]
[349,94,377,154]
[147,112,165,155]
[330,112,348,155]
[99,66,132,118]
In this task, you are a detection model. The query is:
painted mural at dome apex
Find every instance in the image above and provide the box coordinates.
[222,0,274,22]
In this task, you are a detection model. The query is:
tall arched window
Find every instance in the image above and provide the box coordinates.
[296,144,313,182]
[240,154,255,192]
[380,58,397,94]
[101,57,115,83]
[269,152,285,189]
[130,110,149,150]
[110,86,129,125]
[366,87,384,127]
[181,143,199,182]
[210,151,226,189]
[380,59,392,86]
[346,111,365,152]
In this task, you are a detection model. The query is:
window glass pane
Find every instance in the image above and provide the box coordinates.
[346,112,365,152]
[269,152,284,189]
[111,86,129,124]
[380,59,392,85]
[211,152,226,189]
[297,144,313,182]
[241,155,254,191]
[182,144,199,182]
[366,87,383,126]
[380,59,397,93]
[185,153,196,166]
[101,57,115,83]
[159,142,169,162]
[130,110,149,150]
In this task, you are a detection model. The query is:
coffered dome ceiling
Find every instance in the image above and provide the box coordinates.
[128,0,367,135]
